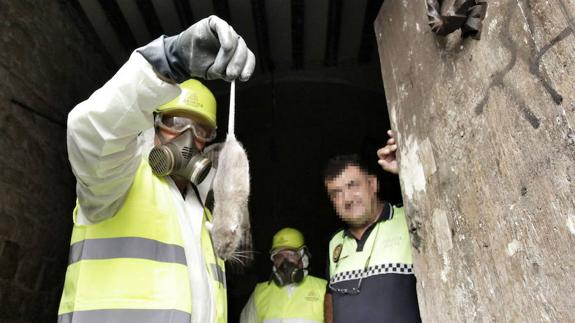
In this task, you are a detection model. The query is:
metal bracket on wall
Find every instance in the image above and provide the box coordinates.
[426,0,487,39]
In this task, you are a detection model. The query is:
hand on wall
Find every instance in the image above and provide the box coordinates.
[377,130,399,175]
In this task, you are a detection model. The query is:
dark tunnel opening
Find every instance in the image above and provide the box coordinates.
[207,78,402,321]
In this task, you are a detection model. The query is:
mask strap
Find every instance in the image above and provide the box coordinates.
[298,247,310,269]
[154,114,168,145]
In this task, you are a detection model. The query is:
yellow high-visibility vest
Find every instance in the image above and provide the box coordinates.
[58,159,226,323]
[254,275,326,323]
[328,206,414,285]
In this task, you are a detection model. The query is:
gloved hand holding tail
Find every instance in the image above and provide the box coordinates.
[137,15,256,83]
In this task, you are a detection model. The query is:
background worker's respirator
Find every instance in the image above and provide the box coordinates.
[272,261,305,286]
[148,129,212,186]
[271,248,310,287]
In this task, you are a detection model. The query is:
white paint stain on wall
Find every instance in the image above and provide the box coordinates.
[419,138,437,178]
[432,209,453,282]
[440,254,451,283]
[488,18,498,35]
[400,135,426,200]
[389,104,397,126]
[398,82,408,103]
[507,239,522,256]
[433,209,453,251]
[567,214,575,236]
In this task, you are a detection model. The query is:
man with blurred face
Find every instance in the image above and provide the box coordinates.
[323,139,421,323]
[327,164,381,231]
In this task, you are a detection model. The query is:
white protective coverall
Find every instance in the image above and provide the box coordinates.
[67,52,219,323]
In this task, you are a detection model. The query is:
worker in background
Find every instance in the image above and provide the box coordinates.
[58,16,255,323]
[323,130,421,323]
[240,228,327,323]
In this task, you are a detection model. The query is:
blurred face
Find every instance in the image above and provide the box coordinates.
[325,165,379,228]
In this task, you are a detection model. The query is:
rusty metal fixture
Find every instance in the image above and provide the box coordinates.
[426,0,487,39]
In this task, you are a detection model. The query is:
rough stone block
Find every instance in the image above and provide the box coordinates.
[0,1,113,322]
[0,240,20,280]
[375,0,575,321]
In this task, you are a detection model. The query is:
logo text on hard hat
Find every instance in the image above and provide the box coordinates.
[184,93,203,108]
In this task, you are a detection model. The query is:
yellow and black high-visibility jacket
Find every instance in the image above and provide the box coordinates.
[327,204,421,323]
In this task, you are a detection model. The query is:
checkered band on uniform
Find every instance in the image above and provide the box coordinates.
[330,263,414,284]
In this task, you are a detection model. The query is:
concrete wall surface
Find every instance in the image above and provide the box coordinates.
[0,1,112,322]
[376,0,575,321]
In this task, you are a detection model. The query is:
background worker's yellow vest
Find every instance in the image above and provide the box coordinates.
[58,159,226,323]
[254,275,326,323]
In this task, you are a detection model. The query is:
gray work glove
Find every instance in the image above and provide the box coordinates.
[137,15,256,83]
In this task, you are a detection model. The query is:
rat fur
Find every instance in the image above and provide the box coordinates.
[211,133,252,264]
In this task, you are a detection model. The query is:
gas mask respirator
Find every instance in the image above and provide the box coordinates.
[272,261,305,287]
[148,129,212,186]
[271,248,310,287]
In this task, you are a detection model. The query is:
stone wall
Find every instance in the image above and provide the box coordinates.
[376,0,575,321]
[0,1,112,322]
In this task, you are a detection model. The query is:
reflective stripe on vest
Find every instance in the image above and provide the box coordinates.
[262,320,322,323]
[328,206,414,284]
[59,159,221,321]
[210,263,226,285]
[68,237,186,264]
[254,276,327,323]
[58,309,190,323]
